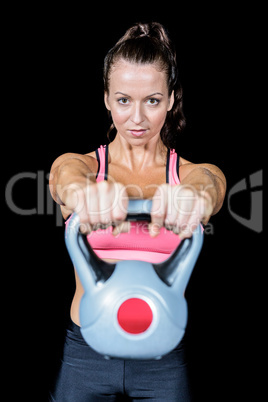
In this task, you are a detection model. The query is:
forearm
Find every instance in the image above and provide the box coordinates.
[49,155,96,206]
[180,166,226,217]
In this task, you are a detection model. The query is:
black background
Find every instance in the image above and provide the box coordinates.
[5,4,264,401]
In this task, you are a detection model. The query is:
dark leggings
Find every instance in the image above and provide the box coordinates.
[50,320,192,401]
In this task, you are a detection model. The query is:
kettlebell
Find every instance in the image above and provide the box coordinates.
[65,199,203,360]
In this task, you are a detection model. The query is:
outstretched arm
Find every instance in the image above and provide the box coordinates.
[49,153,128,232]
[150,161,226,238]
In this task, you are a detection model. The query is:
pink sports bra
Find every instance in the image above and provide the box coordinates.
[67,145,182,263]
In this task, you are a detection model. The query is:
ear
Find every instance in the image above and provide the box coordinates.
[104,92,111,111]
[167,91,175,112]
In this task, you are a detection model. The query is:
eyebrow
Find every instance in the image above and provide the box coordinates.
[114,92,164,97]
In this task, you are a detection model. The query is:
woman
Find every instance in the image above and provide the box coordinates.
[49,22,226,401]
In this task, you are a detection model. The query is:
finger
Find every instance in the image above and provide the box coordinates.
[111,183,129,225]
[112,221,131,237]
[72,188,92,233]
[178,210,199,238]
[149,184,168,237]
[177,193,208,238]
[63,184,85,213]
[175,187,196,237]
[164,186,180,231]
[79,222,92,234]
[199,192,214,225]
[86,183,100,226]
[98,180,112,226]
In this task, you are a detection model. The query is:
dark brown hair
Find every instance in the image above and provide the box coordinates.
[103,22,186,149]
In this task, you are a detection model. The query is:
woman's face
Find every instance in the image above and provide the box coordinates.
[104,60,174,145]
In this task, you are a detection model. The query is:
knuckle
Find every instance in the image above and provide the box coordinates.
[99,215,111,225]
[112,210,126,222]
[154,183,168,197]
[152,210,165,219]
[177,186,196,202]
[98,180,110,193]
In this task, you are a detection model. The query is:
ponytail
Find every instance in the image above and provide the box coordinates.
[103,22,186,148]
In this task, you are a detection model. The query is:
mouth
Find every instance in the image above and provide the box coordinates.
[129,129,147,137]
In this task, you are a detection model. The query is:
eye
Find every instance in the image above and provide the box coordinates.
[146,98,160,106]
[118,98,130,105]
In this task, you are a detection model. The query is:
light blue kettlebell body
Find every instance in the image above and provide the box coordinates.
[65,200,203,360]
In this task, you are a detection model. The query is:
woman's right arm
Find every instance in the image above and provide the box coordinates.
[49,153,128,233]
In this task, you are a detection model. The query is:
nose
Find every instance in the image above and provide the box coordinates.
[130,103,145,125]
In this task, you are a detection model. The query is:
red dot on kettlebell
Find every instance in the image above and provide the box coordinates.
[117,298,153,334]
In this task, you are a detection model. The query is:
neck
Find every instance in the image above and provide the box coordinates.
[109,134,167,171]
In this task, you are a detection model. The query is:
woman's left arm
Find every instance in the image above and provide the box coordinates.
[150,162,227,238]
[179,162,227,220]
